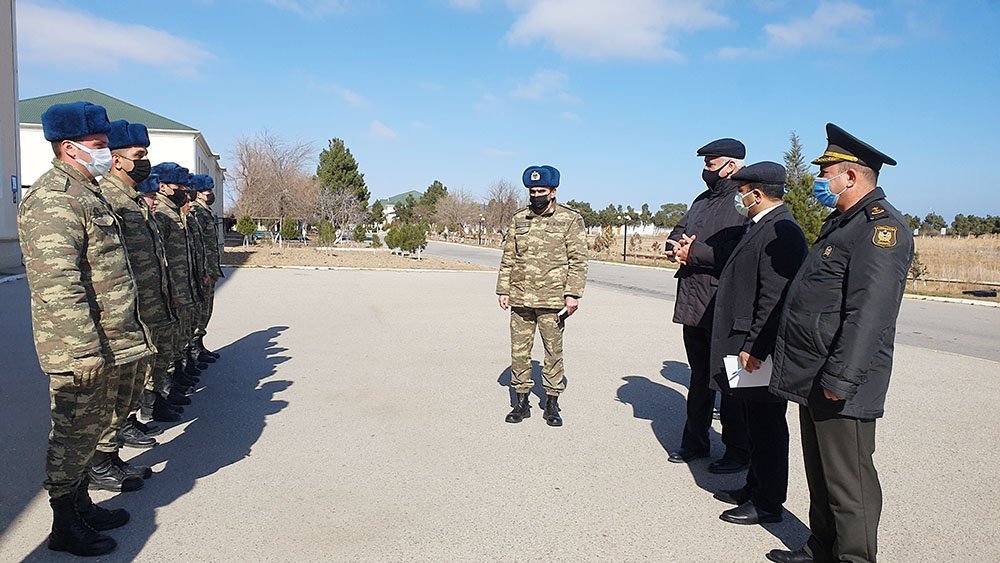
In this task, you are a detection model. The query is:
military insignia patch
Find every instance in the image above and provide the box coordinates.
[823,245,834,257]
[530,171,541,181]
[870,205,885,216]
[872,225,897,248]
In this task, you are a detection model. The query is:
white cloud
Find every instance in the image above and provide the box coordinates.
[16,3,213,77]
[511,69,580,103]
[505,0,729,61]
[411,121,431,130]
[338,87,367,107]
[369,120,399,141]
[263,0,348,18]
[719,1,899,59]
[483,147,514,157]
[560,111,581,122]
[449,0,482,10]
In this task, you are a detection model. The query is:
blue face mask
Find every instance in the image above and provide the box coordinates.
[813,171,847,208]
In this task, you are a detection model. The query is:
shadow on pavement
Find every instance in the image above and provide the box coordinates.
[616,359,810,550]
[18,325,292,561]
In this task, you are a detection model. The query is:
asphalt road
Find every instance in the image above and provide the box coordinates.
[424,241,1000,362]
[1,269,997,561]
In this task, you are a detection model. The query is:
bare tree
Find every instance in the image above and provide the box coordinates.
[318,185,368,233]
[484,178,525,232]
[230,130,316,220]
[433,188,482,231]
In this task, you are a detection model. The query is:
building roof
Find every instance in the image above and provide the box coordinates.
[19,88,196,132]
[378,190,423,206]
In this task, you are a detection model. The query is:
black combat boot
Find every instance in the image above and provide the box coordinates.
[187,348,209,371]
[74,479,130,531]
[505,393,531,423]
[196,337,216,364]
[48,493,117,556]
[167,387,191,406]
[117,419,158,449]
[111,450,152,479]
[182,356,203,377]
[543,395,563,427]
[199,336,221,359]
[89,451,143,492]
[152,393,181,421]
[129,412,162,437]
[174,362,199,385]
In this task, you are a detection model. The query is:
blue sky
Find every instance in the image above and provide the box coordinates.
[15,0,1000,219]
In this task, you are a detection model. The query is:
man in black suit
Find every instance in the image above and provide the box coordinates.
[708,162,808,526]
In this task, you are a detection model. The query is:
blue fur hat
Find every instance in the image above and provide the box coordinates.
[522,165,560,188]
[107,120,150,150]
[193,174,215,192]
[150,162,190,185]
[136,173,160,195]
[41,101,112,142]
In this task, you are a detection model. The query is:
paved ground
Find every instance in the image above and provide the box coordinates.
[1,267,998,562]
[424,241,1000,362]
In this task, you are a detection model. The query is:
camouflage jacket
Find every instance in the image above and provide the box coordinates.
[192,200,223,279]
[100,174,177,329]
[18,159,153,372]
[154,193,198,307]
[184,209,208,301]
[496,202,589,308]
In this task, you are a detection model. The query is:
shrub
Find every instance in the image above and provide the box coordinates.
[279,218,300,240]
[371,233,382,248]
[317,220,336,245]
[352,223,367,242]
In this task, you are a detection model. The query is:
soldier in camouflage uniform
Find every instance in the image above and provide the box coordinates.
[151,163,200,413]
[191,174,224,362]
[496,165,588,426]
[19,102,153,556]
[98,121,178,481]
[182,180,211,375]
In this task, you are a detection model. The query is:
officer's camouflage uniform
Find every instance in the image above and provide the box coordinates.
[155,192,198,368]
[192,199,223,340]
[99,174,176,436]
[496,203,588,396]
[18,159,152,498]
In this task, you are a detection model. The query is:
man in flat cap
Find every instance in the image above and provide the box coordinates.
[765,124,913,563]
[708,162,808,526]
[665,138,751,474]
[18,102,154,556]
[190,174,224,364]
[496,165,588,426]
[97,121,177,480]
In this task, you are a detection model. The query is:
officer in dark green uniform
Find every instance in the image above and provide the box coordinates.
[766,124,914,563]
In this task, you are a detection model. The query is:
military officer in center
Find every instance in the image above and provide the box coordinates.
[765,124,914,563]
[496,165,588,427]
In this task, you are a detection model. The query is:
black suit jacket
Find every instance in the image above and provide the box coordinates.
[710,205,807,402]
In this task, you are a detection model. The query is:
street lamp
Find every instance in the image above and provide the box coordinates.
[479,214,484,245]
[618,214,628,262]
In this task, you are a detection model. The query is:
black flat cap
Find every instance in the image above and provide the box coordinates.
[697,138,746,159]
[812,123,896,172]
[731,161,786,185]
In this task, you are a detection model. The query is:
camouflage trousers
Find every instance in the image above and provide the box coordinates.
[46,362,138,498]
[146,322,178,395]
[194,281,216,338]
[509,306,566,396]
[96,361,143,453]
[175,305,198,362]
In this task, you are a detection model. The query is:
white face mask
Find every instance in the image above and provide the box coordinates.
[69,141,113,178]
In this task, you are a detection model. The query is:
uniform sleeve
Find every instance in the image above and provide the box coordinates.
[743,220,808,358]
[19,195,102,362]
[819,220,914,400]
[496,217,516,295]
[564,214,589,298]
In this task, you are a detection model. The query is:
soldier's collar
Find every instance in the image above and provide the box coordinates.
[530,202,557,217]
[52,159,99,188]
[100,173,141,200]
[839,187,886,223]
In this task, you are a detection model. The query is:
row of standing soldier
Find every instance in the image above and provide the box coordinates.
[17,101,224,557]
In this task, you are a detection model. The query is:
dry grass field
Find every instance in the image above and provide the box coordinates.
[221,245,489,271]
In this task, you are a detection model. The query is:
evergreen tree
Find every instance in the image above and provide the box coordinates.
[652,203,687,229]
[236,214,257,245]
[563,199,598,227]
[316,138,370,206]
[420,180,448,208]
[783,131,826,243]
[279,218,300,240]
[369,200,385,226]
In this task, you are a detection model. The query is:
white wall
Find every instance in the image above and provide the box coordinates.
[0,0,20,272]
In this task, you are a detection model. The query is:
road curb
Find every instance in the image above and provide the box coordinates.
[220,264,493,274]
[903,293,999,308]
[0,274,26,285]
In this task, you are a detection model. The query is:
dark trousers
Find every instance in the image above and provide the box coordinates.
[680,325,750,461]
[741,399,789,513]
[800,406,881,563]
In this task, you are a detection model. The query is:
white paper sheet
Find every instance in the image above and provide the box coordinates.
[723,355,773,388]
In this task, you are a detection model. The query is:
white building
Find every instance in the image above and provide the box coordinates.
[0,0,19,273]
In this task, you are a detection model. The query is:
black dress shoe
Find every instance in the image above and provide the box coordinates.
[667,448,709,464]
[118,422,158,449]
[720,501,782,525]
[765,547,813,562]
[713,488,750,506]
[88,454,143,492]
[131,417,162,437]
[708,457,749,474]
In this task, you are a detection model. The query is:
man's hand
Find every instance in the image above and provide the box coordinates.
[564,296,579,316]
[666,235,697,265]
[823,389,843,401]
[739,351,762,373]
[498,295,510,310]
[75,356,105,386]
